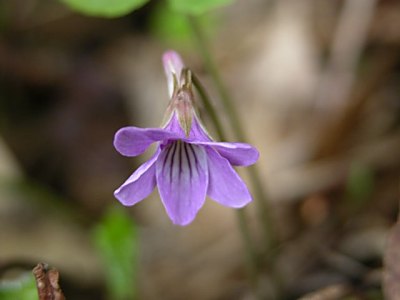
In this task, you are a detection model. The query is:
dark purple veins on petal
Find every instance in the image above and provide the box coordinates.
[188,144,198,168]
[162,142,177,181]
[184,143,192,178]
[161,141,202,185]
[178,141,183,180]
[161,143,171,170]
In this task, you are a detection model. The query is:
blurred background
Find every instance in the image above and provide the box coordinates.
[0,0,399,299]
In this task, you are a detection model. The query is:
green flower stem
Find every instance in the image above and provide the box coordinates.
[188,15,277,256]
[192,74,259,290]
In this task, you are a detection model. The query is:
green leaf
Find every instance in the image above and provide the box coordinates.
[0,273,38,300]
[150,2,192,47]
[168,0,234,15]
[93,206,138,300]
[59,0,149,17]
[150,2,216,49]
[345,162,374,210]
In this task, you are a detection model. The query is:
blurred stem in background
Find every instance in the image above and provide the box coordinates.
[192,74,259,293]
[189,17,281,298]
[187,16,278,258]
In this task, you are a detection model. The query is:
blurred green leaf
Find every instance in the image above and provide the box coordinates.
[345,162,374,209]
[59,0,149,17]
[150,2,193,47]
[150,2,216,48]
[0,2,9,32]
[0,273,38,300]
[168,0,234,15]
[93,206,138,300]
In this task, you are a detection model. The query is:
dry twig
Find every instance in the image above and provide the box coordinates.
[32,263,66,300]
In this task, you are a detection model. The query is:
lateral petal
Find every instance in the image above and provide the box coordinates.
[114,126,179,157]
[191,141,259,166]
[114,150,161,206]
[206,147,252,208]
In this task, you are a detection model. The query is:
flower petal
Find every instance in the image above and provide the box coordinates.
[156,141,208,226]
[162,50,185,98]
[191,141,259,166]
[114,150,160,206]
[206,148,252,208]
[114,126,179,157]
[164,113,212,142]
[189,114,213,141]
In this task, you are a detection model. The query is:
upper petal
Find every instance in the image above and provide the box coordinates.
[114,126,179,157]
[114,149,160,206]
[163,113,212,142]
[156,141,208,226]
[189,114,213,142]
[162,50,185,98]
[191,141,259,166]
[206,147,252,208]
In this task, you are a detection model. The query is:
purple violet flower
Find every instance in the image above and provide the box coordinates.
[113,50,259,226]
